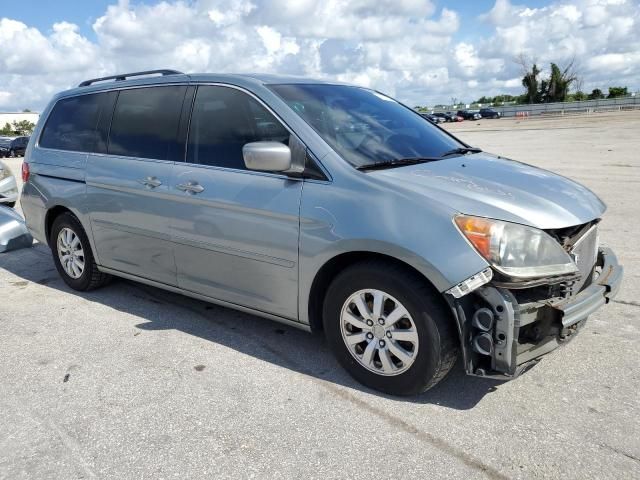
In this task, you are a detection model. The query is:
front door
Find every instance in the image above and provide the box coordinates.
[170,85,302,319]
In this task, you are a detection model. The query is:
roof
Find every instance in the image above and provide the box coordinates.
[59,71,349,100]
[189,73,336,85]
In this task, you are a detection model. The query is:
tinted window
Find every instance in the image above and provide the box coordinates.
[109,86,186,161]
[187,86,289,169]
[40,93,106,152]
[269,84,462,168]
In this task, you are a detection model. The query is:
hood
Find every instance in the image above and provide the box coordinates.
[374,153,606,229]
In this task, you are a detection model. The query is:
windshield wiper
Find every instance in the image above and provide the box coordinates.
[357,148,483,171]
[356,157,439,171]
[440,147,482,158]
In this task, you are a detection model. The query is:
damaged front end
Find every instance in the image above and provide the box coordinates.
[0,206,33,253]
[446,221,623,379]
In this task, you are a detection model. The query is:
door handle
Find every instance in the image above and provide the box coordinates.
[139,176,162,188]
[176,181,205,194]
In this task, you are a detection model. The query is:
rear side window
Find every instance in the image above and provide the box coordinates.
[108,86,186,161]
[40,93,106,152]
[187,86,289,169]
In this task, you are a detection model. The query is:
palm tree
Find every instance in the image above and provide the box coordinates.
[543,62,576,103]
[521,64,541,104]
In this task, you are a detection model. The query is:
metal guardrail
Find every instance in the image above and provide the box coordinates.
[430,96,640,118]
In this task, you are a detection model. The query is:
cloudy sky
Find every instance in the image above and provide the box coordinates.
[0,0,638,111]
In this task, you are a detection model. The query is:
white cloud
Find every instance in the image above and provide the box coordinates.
[0,0,638,111]
[473,0,640,97]
[455,43,481,77]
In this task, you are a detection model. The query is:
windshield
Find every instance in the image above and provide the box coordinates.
[269,84,462,169]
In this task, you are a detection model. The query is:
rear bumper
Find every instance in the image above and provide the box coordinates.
[449,247,623,380]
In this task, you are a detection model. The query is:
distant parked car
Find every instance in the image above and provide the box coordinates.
[0,159,18,208]
[0,136,30,158]
[420,113,445,124]
[479,108,501,119]
[433,112,462,122]
[457,110,482,121]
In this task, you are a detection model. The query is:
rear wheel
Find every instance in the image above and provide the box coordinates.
[50,212,111,291]
[323,260,458,395]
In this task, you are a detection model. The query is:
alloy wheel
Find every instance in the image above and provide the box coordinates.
[56,227,85,279]
[340,289,419,376]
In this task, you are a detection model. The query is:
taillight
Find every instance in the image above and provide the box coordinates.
[21,162,30,182]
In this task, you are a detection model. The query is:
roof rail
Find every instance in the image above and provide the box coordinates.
[78,69,184,87]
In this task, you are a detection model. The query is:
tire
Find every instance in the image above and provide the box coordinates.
[323,260,458,396]
[50,212,111,291]
[9,149,15,158]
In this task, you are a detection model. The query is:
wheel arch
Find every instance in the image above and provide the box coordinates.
[44,205,76,246]
[306,251,447,333]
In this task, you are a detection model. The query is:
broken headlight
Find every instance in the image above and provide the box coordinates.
[454,215,578,280]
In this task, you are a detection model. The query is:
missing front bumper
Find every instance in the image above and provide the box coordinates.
[448,247,623,380]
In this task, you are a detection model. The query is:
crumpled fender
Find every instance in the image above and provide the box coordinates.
[0,207,33,253]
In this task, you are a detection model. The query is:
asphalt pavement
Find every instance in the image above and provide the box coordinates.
[1,112,639,479]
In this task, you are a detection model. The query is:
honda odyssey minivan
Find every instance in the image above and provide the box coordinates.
[20,70,623,395]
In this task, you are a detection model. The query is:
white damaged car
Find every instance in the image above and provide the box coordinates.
[0,159,18,209]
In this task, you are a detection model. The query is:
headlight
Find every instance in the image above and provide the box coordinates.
[454,215,578,279]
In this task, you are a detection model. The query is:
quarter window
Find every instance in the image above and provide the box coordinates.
[108,86,187,161]
[39,93,106,152]
[187,86,290,169]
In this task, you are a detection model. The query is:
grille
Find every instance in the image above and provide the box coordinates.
[570,225,599,291]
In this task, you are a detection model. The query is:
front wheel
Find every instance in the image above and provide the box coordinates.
[323,261,459,396]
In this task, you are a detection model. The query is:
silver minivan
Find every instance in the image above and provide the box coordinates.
[21,70,623,395]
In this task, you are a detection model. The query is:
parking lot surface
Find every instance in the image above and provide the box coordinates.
[1,112,639,479]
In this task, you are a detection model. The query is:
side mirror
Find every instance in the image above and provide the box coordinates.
[242,142,292,172]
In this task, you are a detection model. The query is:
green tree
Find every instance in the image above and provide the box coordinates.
[542,62,576,103]
[12,120,36,134]
[0,120,36,135]
[573,91,587,101]
[521,63,541,104]
[588,88,604,100]
[607,86,628,98]
[0,122,12,135]
[495,94,518,103]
